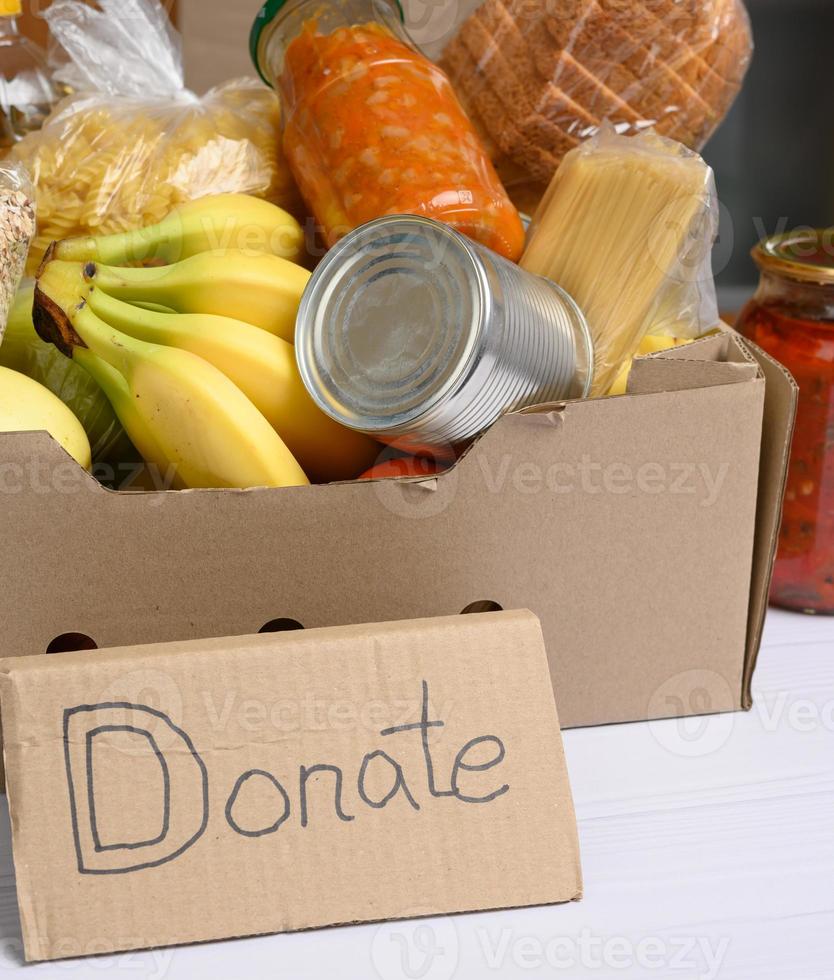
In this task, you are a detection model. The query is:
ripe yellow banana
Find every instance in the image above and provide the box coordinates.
[35,266,310,491]
[0,365,91,469]
[50,193,305,266]
[81,249,310,344]
[73,350,183,491]
[76,280,380,483]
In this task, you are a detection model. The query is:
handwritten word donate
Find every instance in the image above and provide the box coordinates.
[63,681,510,875]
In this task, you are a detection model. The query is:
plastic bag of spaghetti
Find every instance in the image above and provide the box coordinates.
[10,0,302,273]
[521,126,719,397]
[439,0,752,213]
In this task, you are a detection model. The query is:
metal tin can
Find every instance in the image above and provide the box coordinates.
[296,215,593,456]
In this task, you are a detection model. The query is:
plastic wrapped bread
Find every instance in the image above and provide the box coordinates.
[521,127,719,396]
[440,0,752,212]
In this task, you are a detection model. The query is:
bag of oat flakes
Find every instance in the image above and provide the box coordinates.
[0,161,35,341]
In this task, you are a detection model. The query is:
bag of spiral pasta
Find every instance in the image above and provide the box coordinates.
[11,0,302,273]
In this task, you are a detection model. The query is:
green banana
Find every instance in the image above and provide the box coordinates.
[49,193,305,267]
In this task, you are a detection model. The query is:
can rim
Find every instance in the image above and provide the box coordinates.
[295,215,489,435]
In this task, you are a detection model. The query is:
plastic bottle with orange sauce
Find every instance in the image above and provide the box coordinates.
[250,0,525,261]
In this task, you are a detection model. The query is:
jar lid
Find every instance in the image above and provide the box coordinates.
[752,229,834,285]
[250,0,405,87]
[295,215,488,433]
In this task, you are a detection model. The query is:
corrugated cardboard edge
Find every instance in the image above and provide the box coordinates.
[633,327,797,709]
[0,671,40,955]
[729,335,798,707]
[522,610,584,904]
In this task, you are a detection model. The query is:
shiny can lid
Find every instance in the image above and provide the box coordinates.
[296,215,488,433]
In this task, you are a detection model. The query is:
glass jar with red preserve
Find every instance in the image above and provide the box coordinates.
[737,229,834,614]
[249,0,525,261]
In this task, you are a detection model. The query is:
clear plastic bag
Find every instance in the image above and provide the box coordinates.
[439,0,752,212]
[0,281,127,462]
[0,161,36,341]
[10,0,301,273]
[521,126,718,396]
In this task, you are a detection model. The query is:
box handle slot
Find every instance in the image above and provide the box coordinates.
[46,632,98,654]
[259,618,304,633]
[460,601,503,614]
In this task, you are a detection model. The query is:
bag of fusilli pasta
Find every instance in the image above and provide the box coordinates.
[11,0,302,273]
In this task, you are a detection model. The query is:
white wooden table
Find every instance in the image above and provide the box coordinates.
[0,608,830,978]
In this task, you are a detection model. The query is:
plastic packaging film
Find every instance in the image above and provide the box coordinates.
[0,162,35,341]
[10,0,302,273]
[521,126,719,397]
[438,0,752,213]
[0,281,126,462]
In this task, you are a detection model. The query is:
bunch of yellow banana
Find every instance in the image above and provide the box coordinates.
[33,194,379,490]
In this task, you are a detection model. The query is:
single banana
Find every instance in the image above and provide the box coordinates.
[74,349,183,491]
[79,249,310,344]
[35,265,310,491]
[49,193,305,266]
[0,365,91,469]
[76,281,379,483]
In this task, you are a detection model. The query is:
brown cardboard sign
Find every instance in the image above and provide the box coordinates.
[0,611,582,962]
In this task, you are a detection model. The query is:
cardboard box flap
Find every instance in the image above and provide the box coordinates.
[731,336,798,706]
[626,328,797,707]
[627,333,760,396]
[0,611,582,962]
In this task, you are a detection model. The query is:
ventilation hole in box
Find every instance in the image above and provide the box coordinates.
[46,632,98,654]
[460,600,503,615]
[259,618,304,634]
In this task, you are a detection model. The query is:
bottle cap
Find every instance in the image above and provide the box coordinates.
[249,0,288,85]
[0,0,22,15]
[249,0,404,87]
[753,229,834,286]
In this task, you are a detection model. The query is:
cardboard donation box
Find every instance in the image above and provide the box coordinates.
[0,330,795,732]
[0,611,581,962]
